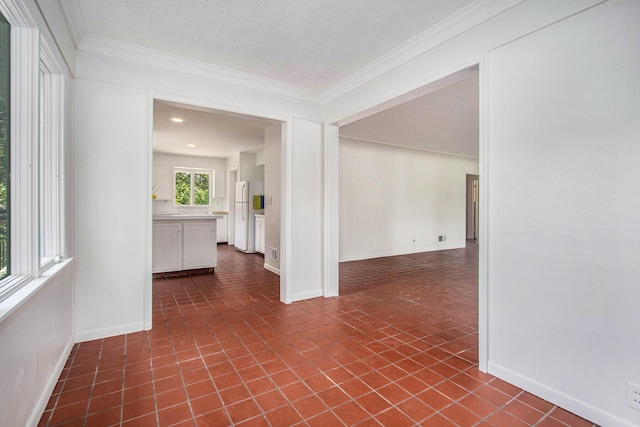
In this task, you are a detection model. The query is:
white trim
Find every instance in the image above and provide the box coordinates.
[281,118,293,304]
[0,258,73,324]
[323,124,339,297]
[74,321,145,343]
[263,263,280,276]
[488,362,633,427]
[144,94,153,330]
[340,135,479,161]
[38,42,65,271]
[0,0,36,27]
[145,92,292,310]
[478,55,489,373]
[10,26,39,278]
[321,0,523,103]
[70,1,522,105]
[291,289,323,303]
[339,244,466,263]
[79,34,323,104]
[26,335,74,427]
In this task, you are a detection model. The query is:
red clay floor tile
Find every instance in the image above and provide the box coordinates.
[37,244,598,427]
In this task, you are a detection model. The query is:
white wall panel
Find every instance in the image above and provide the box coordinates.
[264,123,282,273]
[487,1,640,426]
[74,79,148,339]
[284,118,324,302]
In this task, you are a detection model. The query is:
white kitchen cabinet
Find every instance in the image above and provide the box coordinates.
[153,166,173,201]
[255,214,265,254]
[183,221,217,270]
[216,214,228,243]
[152,222,183,273]
[153,215,219,273]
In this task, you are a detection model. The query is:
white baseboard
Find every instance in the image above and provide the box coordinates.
[488,362,636,427]
[264,263,280,275]
[290,289,323,302]
[27,336,75,427]
[75,321,144,343]
[339,243,465,262]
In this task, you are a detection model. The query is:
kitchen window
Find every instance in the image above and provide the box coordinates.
[174,167,213,206]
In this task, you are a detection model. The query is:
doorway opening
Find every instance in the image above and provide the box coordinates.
[148,98,285,327]
[334,64,481,363]
[466,174,479,241]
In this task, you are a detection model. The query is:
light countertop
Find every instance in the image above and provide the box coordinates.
[153,214,223,221]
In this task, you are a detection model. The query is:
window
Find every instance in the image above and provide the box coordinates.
[174,168,213,206]
[39,52,64,269]
[0,1,66,303]
[0,13,9,280]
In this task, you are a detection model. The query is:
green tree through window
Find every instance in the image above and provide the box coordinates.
[175,172,191,205]
[194,173,209,205]
[174,168,212,206]
[0,13,10,278]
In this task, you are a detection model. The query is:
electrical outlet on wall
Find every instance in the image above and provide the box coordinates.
[627,382,640,410]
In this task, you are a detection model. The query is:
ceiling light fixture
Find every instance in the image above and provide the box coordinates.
[187,144,196,147]
[171,117,184,123]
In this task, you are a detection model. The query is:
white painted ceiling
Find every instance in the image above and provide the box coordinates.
[341,67,479,158]
[153,100,281,158]
[64,1,480,159]
[60,0,476,92]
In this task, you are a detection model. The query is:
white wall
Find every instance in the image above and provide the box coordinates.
[153,153,227,213]
[264,123,282,273]
[486,2,640,426]
[282,118,324,302]
[325,1,639,425]
[324,0,603,125]
[73,43,325,337]
[239,151,261,182]
[0,3,76,427]
[74,78,148,339]
[0,264,74,427]
[339,138,478,261]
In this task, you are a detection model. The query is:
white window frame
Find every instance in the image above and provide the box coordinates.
[0,0,66,302]
[39,41,64,271]
[173,167,214,207]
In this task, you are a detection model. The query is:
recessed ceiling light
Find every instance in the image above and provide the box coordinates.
[187,144,196,147]
[171,117,184,123]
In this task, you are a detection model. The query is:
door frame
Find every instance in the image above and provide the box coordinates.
[145,93,290,329]
[466,174,479,240]
[327,62,487,372]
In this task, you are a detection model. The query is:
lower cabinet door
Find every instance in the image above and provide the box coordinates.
[183,221,217,269]
[152,222,183,273]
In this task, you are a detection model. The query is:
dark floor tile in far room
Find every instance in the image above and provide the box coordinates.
[40,242,598,426]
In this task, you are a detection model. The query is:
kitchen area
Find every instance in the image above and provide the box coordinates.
[151,100,282,275]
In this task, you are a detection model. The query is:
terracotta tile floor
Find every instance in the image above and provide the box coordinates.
[39,243,598,426]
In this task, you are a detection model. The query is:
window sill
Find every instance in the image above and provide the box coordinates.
[0,257,74,325]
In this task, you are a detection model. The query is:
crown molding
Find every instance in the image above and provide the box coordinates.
[78,34,325,104]
[0,0,37,27]
[321,0,524,104]
[75,0,521,106]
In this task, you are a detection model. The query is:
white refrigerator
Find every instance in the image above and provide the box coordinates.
[234,181,264,253]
